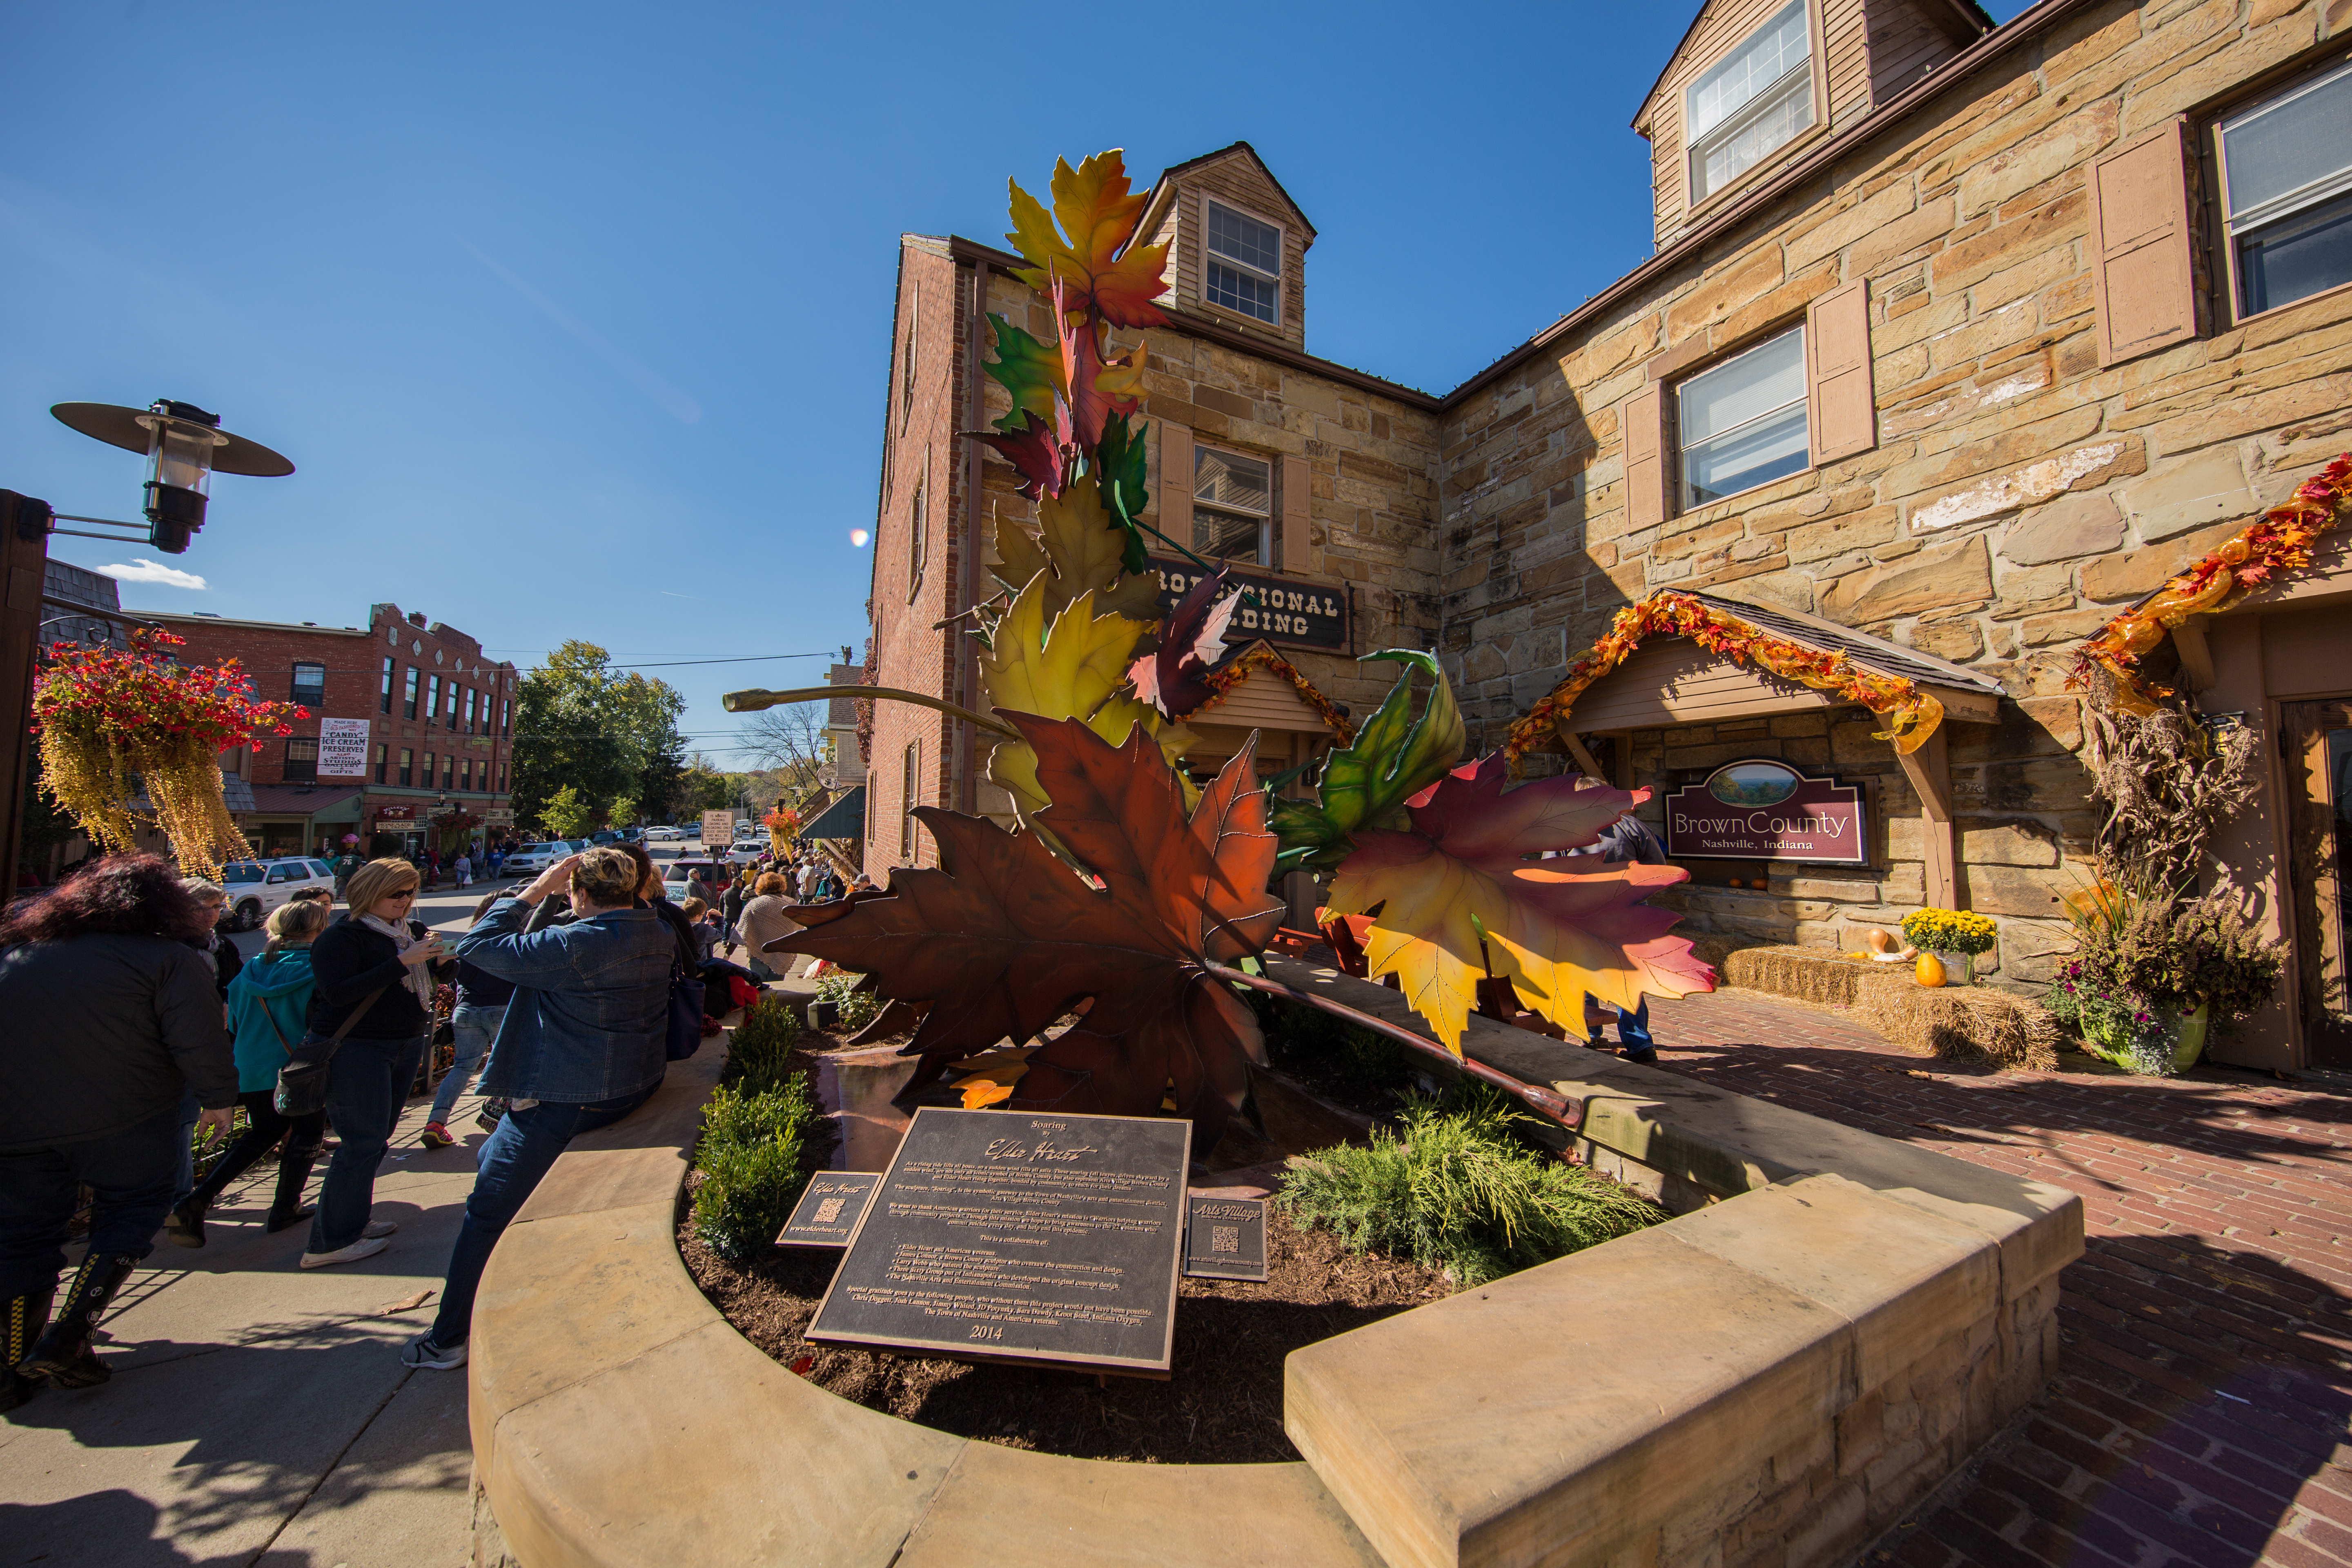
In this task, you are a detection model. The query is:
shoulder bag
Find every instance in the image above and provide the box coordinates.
[665,920,707,1061]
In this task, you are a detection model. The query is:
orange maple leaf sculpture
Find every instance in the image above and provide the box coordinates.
[1005,150,1171,329]
[1323,756,1717,1053]
[771,713,1284,1146]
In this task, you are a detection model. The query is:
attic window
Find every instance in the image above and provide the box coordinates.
[1205,200,1282,324]
[1686,0,1815,204]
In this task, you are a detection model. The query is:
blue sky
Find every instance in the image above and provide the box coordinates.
[5,2,2026,767]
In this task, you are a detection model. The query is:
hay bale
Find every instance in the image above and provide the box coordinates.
[1721,944,1873,1008]
[1851,973,2060,1071]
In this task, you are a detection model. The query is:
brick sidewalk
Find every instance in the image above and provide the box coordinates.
[1639,989,2352,1568]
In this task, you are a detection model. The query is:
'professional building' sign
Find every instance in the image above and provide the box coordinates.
[1663,759,1867,864]
[1146,557,1348,652]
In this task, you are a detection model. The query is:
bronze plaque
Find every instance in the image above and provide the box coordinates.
[1183,1194,1268,1281]
[777,1170,880,1248]
[806,1107,1192,1374]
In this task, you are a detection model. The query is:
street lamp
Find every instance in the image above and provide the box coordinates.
[3,397,295,898]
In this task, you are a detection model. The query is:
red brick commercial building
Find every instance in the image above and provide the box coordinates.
[150,601,519,860]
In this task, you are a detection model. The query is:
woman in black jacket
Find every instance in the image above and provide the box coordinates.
[298,859,450,1269]
[0,856,237,1409]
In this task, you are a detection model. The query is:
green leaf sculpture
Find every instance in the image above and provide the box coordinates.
[1268,649,1466,872]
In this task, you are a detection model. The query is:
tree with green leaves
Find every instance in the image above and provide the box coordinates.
[540,785,591,838]
[510,641,685,831]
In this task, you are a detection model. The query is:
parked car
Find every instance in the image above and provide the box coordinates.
[643,826,684,842]
[660,858,726,903]
[590,830,621,846]
[722,842,763,868]
[216,857,339,932]
[619,826,643,841]
[500,842,569,879]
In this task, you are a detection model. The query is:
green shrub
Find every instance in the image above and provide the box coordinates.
[691,1074,819,1261]
[1276,1084,1664,1286]
[721,996,802,1094]
[814,969,880,1033]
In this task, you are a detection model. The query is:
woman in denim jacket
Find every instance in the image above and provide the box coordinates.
[401,846,672,1370]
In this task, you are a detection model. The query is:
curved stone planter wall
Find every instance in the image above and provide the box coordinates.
[470,960,2081,1568]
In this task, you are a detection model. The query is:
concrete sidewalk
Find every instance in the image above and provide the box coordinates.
[0,880,504,1567]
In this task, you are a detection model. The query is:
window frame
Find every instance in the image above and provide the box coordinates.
[900,739,920,861]
[402,666,419,720]
[1670,322,1814,514]
[283,736,319,782]
[1680,0,1828,216]
[290,661,326,706]
[379,656,394,715]
[374,743,388,784]
[1200,195,1286,328]
[906,468,928,601]
[398,748,414,787]
[2210,49,2352,328]
[1191,443,1277,568]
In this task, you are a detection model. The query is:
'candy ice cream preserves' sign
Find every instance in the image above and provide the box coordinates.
[1663,759,1867,865]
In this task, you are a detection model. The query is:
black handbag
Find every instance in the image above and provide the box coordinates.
[273,987,388,1117]
[666,924,706,1061]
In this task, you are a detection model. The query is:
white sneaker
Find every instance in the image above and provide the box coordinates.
[363,1219,397,1239]
[300,1234,391,1270]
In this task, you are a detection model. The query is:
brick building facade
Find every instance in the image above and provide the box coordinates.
[151,601,518,859]
[863,0,2352,1071]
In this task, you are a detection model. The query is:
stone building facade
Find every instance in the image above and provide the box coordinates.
[864,0,2352,1071]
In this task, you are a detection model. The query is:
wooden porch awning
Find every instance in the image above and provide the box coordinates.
[1173,641,1355,742]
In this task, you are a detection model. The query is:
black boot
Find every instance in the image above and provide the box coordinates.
[18,1251,137,1389]
[1,1290,53,1413]
[265,1149,318,1234]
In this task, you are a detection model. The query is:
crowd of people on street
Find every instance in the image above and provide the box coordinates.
[0,829,867,1408]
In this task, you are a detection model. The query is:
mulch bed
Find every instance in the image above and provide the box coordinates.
[677,1204,1448,1464]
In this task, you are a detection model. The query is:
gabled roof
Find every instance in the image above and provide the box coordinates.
[1137,141,1317,242]
[1693,590,2006,696]
[1631,0,1996,135]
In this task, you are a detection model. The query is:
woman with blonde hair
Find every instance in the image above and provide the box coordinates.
[165,898,334,1247]
[298,857,449,1269]
[733,871,802,984]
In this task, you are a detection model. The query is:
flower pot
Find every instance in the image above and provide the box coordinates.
[2163,1001,2212,1072]
[1930,950,1977,985]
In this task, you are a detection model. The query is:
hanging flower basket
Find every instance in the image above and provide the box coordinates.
[31,629,304,881]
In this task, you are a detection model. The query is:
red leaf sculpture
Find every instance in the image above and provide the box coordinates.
[1130,567,1238,718]
[769,712,1285,1145]
[966,409,1067,501]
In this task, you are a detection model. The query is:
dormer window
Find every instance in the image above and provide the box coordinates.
[1205,200,1282,324]
[1686,0,1815,204]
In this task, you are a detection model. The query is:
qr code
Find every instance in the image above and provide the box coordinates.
[814,1198,845,1225]
[1212,1225,1241,1254]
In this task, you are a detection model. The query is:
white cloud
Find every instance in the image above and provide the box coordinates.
[100,559,209,590]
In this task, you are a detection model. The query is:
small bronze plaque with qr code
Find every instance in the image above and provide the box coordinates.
[778,1171,880,1248]
[1182,1193,1267,1281]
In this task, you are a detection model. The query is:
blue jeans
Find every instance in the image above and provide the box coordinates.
[172,1084,202,1206]
[0,1107,181,1296]
[1584,993,1653,1050]
[429,1005,504,1126]
[308,1032,427,1254]
[428,1082,660,1346]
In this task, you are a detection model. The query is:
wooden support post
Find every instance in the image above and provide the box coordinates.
[1892,726,1960,911]
[1561,731,1605,782]
[0,495,51,902]
[2171,620,2217,693]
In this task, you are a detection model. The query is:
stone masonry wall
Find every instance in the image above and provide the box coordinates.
[1437,0,2352,987]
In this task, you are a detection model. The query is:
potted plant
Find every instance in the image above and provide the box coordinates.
[2043,882,2284,1074]
[1899,908,1999,985]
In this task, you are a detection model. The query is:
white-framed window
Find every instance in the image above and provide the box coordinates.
[1675,325,1809,509]
[1686,0,1815,205]
[1205,200,1282,325]
[2219,58,2352,319]
[900,739,920,861]
[906,477,927,599]
[1193,446,1275,566]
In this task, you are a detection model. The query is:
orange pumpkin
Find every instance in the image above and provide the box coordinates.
[1915,953,1947,988]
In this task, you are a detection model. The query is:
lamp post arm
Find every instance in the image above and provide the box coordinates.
[722,684,1022,742]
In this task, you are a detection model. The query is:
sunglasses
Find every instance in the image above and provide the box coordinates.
[388,889,417,900]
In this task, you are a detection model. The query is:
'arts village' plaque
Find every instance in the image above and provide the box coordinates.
[777,1170,880,1248]
[806,1108,1192,1375]
[1183,1193,1268,1281]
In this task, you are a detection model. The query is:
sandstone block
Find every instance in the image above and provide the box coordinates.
[1958,818,2060,867]
[2078,516,2242,602]
[1907,439,2132,533]
[1822,536,1993,623]
[1998,491,2123,565]
[2019,606,2114,646]
[1963,863,2070,918]
[1787,510,1900,566]
[2118,445,2254,542]
[1904,617,1984,662]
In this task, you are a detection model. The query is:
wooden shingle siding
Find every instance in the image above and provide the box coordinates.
[1864,0,1970,102]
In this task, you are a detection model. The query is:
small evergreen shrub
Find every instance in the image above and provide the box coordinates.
[721,995,802,1094]
[691,1072,817,1260]
[1276,1084,1664,1286]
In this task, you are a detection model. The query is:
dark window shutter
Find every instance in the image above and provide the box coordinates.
[1806,280,1875,463]
[1160,423,1194,547]
[1622,383,1666,528]
[2089,116,2197,367]
[1280,454,1312,572]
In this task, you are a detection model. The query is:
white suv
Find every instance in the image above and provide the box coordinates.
[217,858,338,932]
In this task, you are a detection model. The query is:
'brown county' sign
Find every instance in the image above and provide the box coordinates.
[1663,759,1867,865]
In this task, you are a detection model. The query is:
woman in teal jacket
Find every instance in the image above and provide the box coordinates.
[165,899,334,1247]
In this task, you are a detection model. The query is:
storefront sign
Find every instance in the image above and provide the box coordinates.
[374,803,419,822]
[316,718,370,777]
[483,808,514,825]
[1146,556,1347,651]
[1663,759,1867,865]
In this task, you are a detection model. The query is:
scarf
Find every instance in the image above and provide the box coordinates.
[359,911,439,1009]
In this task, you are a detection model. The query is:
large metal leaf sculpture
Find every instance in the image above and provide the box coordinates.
[1004,151,1172,329]
[1266,649,1466,872]
[989,473,1160,624]
[1322,754,1717,1053]
[771,713,1283,1146]
[1129,567,1238,719]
